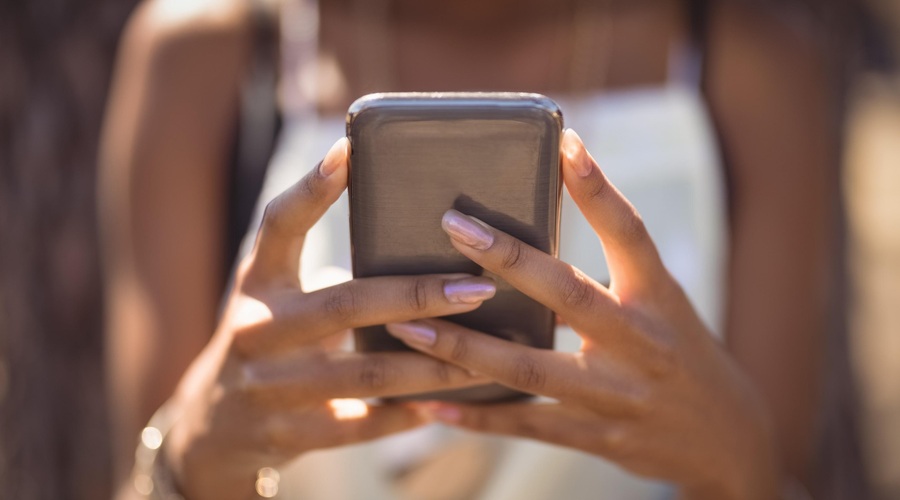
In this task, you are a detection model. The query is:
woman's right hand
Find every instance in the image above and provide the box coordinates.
[160,138,494,500]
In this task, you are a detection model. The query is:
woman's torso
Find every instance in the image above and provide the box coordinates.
[237,0,727,497]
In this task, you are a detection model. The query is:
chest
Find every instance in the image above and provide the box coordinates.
[283,0,684,115]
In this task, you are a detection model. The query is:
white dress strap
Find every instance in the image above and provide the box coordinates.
[279,0,320,116]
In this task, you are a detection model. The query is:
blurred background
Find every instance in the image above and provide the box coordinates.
[0,0,898,499]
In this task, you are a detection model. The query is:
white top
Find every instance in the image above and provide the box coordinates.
[237,0,729,497]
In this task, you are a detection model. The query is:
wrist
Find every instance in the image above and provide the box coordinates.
[164,413,281,500]
[681,473,778,500]
[681,476,811,500]
[682,404,781,500]
[164,422,251,500]
[127,400,186,500]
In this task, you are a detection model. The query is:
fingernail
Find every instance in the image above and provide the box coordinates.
[562,129,592,178]
[444,278,496,304]
[318,137,348,177]
[441,210,494,250]
[386,322,436,346]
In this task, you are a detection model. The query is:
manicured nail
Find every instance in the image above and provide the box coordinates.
[441,210,494,250]
[444,278,496,304]
[386,322,436,346]
[562,129,592,178]
[318,137,348,177]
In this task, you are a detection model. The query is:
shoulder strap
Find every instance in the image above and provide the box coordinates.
[224,0,283,282]
[685,0,711,92]
[683,0,736,218]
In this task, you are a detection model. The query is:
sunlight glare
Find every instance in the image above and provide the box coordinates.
[328,398,369,420]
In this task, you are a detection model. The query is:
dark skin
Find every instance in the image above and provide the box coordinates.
[99,0,832,498]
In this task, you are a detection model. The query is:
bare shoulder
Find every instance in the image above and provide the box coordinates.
[120,0,260,75]
[706,2,832,181]
[715,2,821,54]
[707,1,828,109]
[131,0,256,44]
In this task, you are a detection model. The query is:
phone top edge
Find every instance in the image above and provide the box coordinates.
[346,92,563,132]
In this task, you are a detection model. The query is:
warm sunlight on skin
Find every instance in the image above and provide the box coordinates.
[328,399,370,420]
[573,351,589,372]
[230,295,275,331]
[151,0,238,25]
[152,0,210,21]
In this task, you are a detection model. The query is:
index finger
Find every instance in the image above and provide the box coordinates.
[385,319,647,417]
[440,209,622,334]
[385,319,580,401]
[242,351,490,400]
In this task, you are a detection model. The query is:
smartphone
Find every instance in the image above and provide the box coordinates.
[346,92,563,402]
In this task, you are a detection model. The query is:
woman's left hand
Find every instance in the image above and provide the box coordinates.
[385,130,780,500]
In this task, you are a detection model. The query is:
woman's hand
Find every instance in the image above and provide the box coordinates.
[385,130,780,500]
[162,138,494,500]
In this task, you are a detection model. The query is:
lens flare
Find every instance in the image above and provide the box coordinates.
[328,398,369,420]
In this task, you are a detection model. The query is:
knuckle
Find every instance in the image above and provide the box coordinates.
[447,332,470,364]
[625,312,679,380]
[234,257,273,295]
[358,357,391,391]
[622,388,653,419]
[297,168,323,200]
[585,173,610,203]
[432,361,453,385]
[560,270,596,310]
[260,197,287,234]
[599,426,631,455]
[406,278,430,313]
[654,274,689,307]
[499,238,526,271]
[510,354,547,392]
[646,340,679,379]
[324,285,359,325]
[617,206,649,246]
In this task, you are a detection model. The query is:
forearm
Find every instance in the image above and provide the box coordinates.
[99,0,246,485]
[104,278,215,491]
[707,0,834,486]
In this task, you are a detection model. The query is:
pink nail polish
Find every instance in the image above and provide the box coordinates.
[444,278,496,304]
[441,210,494,250]
[386,322,437,346]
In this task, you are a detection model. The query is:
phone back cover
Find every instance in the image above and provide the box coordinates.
[347,93,562,402]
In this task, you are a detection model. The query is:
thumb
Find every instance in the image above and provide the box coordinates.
[560,129,665,294]
[249,137,349,284]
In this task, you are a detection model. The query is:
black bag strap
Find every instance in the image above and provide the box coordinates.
[224,0,283,282]
[685,0,736,219]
